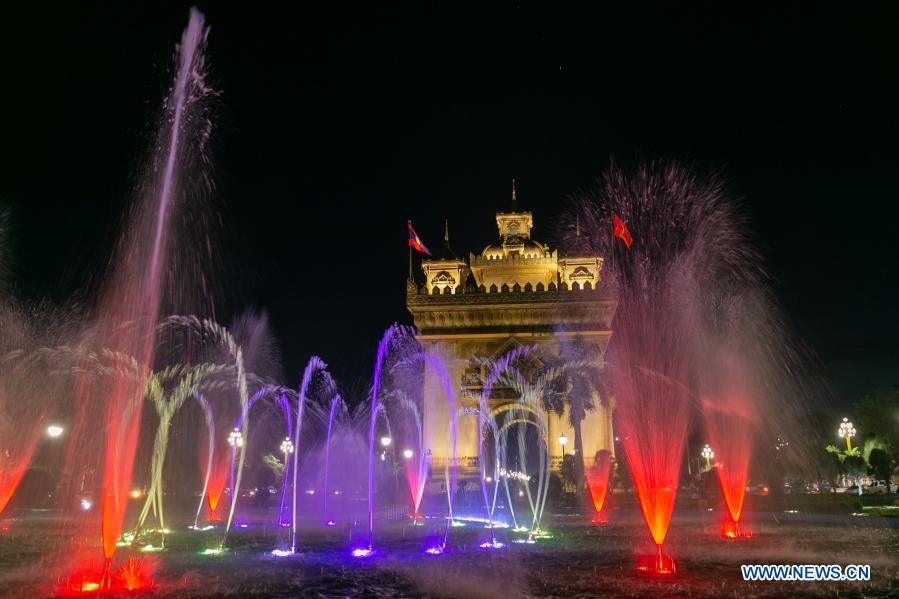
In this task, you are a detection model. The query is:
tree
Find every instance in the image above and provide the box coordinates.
[262,453,284,479]
[826,444,864,495]
[540,337,609,507]
[868,448,892,483]
[843,456,866,496]
[855,387,899,463]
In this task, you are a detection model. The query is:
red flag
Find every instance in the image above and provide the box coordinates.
[407,222,431,255]
[612,213,633,248]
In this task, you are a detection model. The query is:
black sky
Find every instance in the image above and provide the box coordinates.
[1,2,896,404]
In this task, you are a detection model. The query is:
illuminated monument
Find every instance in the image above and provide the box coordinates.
[406,184,618,480]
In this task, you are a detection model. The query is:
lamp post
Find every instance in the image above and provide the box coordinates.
[838,418,856,452]
[701,444,714,469]
[281,437,294,459]
[227,427,243,506]
[558,434,568,455]
[228,428,244,449]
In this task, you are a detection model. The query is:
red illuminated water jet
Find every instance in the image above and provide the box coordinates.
[101,375,147,564]
[0,439,38,516]
[701,354,757,540]
[635,545,677,577]
[721,513,752,539]
[616,365,689,575]
[572,163,718,575]
[57,9,214,578]
[586,450,611,523]
[201,448,230,523]
[404,457,425,518]
[63,558,155,595]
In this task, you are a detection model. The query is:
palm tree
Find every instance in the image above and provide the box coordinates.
[540,337,610,506]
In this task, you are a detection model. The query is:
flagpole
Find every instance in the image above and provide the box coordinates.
[408,219,413,282]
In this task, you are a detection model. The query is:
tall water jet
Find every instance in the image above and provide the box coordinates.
[574,161,755,575]
[73,9,213,582]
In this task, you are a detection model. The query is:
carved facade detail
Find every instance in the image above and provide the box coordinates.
[406,192,618,480]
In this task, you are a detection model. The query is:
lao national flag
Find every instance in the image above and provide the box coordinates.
[612,213,633,248]
[407,222,431,255]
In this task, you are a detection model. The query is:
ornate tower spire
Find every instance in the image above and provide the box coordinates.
[445,219,450,243]
[511,179,517,203]
[576,214,581,238]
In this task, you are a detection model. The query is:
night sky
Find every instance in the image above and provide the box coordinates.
[1,3,896,405]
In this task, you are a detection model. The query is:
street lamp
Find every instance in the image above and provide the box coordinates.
[47,424,64,438]
[280,437,294,456]
[838,418,856,452]
[228,428,244,448]
[701,444,714,468]
[380,436,392,448]
[402,449,414,460]
[558,434,568,455]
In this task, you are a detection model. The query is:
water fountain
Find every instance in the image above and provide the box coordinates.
[0,4,839,593]
[320,393,345,526]
[586,450,612,523]
[572,160,812,575]
[74,8,213,587]
[283,355,332,554]
[0,303,69,517]
[362,324,405,556]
